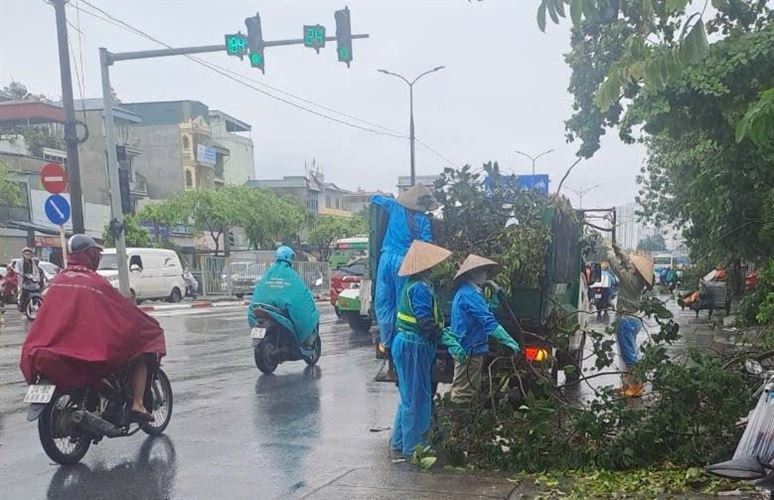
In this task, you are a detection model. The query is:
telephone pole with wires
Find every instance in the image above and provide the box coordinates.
[52,0,86,234]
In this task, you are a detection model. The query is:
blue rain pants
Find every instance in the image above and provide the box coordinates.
[375,251,407,349]
[390,331,435,456]
[616,315,642,367]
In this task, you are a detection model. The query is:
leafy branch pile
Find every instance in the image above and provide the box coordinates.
[431,162,559,292]
[433,298,751,473]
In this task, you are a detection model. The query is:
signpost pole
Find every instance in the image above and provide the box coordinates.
[59,225,68,264]
[100,48,130,297]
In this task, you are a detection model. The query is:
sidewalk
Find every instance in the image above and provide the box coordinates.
[302,468,516,499]
[138,298,246,313]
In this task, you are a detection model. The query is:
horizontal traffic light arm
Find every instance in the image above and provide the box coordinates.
[105,34,368,64]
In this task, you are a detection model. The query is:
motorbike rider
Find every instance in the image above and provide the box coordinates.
[248,246,320,348]
[20,234,166,422]
[450,254,520,405]
[1,262,18,319]
[390,240,465,457]
[182,266,198,299]
[16,247,44,313]
[371,185,439,369]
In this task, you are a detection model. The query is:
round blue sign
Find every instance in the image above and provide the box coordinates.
[44,194,71,226]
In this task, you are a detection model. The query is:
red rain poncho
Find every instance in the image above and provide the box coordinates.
[20,252,166,390]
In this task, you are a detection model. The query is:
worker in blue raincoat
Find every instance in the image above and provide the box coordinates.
[390,241,465,457]
[371,184,438,353]
[450,255,520,405]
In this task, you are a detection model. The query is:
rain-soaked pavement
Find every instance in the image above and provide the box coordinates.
[0,293,726,499]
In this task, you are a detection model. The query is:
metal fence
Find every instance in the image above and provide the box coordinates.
[198,252,329,298]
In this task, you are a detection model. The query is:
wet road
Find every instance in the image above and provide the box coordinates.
[0,293,722,499]
[0,304,400,499]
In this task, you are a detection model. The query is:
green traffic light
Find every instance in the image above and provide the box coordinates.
[249,52,263,68]
[337,46,351,62]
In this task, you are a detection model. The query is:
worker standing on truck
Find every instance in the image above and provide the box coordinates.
[371,184,439,354]
[606,245,654,397]
[390,241,464,457]
[450,254,520,405]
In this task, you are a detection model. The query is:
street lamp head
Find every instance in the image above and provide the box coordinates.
[377,69,389,74]
[433,65,445,72]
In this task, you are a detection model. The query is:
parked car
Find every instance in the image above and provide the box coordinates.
[330,258,366,316]
[221,261,266,298]
[97,248,186,304]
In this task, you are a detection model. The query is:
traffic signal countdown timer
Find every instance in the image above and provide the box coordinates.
[224,8,358,72]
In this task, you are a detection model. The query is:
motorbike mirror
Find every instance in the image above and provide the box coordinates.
[745,359,764,376]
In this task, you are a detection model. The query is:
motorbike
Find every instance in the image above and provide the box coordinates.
[707,357,774,497]
[20,274,43,321]
[250,302,322,375]
[23,362,173,465]
[591,286,612,319]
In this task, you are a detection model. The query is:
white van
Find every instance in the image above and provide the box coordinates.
[97,248,186,303]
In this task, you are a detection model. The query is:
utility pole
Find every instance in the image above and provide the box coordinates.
[52,0,85,234]
[378,66,445,186]
[565,183,600,209]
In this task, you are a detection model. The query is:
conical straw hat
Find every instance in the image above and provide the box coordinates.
[398,241,452,277]
[397,184,441,212]
[629,253,654,286]
[455,254,498,281]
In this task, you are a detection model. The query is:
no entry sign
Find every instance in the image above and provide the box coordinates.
[40,163,67,194]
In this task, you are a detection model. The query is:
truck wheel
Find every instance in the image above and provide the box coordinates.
[347,313,372,332]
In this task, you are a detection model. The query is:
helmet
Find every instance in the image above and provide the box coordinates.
[68,234,103,254]
[275,245,295,263]
[22,247,33,255]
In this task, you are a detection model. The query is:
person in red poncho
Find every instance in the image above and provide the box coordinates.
[20,234,166,422]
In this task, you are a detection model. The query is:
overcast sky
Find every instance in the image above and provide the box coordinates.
[1,0,646,208]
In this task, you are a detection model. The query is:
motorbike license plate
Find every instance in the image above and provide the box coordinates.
[251,327,266,339]
[23,384,55,404]
[595,293,602,299]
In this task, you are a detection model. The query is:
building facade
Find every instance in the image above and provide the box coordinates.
[397,174,441,192]
[209,110,254,186]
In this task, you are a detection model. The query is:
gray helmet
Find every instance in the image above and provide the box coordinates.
[67,234,103,254]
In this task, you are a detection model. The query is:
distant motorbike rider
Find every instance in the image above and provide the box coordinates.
[183,266,198,299]
[1,262,18,318]
[16,247,44,313]
[20,234,166,422]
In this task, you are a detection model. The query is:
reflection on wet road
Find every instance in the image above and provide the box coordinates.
[0,304,396,499]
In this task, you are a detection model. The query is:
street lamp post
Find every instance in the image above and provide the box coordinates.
[514,148,554,178]
[378,66,445,186]
[565,183,600,208]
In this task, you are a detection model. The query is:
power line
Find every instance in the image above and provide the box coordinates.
[71,0,459,165]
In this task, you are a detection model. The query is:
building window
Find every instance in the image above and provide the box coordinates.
[185,170,193,189]
[182,135,190,150]
[0,182,31,222]
[326,195,331,208]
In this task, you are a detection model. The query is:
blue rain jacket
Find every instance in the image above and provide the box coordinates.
[451,282,500,356]
[372,195,432,348]
[390,280,437,457]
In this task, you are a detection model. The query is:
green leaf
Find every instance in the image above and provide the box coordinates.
[680,19,709,64]
[665,0,689,14]
[554,0,567,18]
[419,456,437,470]
[547,0,560,24]
[710,0,726,8]
[570,0,583,26]
[582,0,597,22]
[537,1,547,32]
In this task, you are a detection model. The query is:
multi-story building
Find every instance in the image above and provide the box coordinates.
[124,100,252,197]
[209,110,254,186]
[342,189,390,214]
[246,175,324,214]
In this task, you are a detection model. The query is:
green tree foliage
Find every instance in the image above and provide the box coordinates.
[135,200,186,244]
[545,1,773,264]
[175,185,249,256]
[0,160,20,206]
[307,214,367,249]
[637,233,667,252]
[238,188,305,250]
[102,215,151,248]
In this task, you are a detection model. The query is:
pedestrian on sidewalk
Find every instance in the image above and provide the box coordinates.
[606,244,654,397]
[1,263,18,321]
[390,241,464,457]
[449,255,520,406]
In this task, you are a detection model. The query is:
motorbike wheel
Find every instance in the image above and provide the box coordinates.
[254,342,279,374]
[142,368,173,436]
[38,393,91,465]
[25,296,42,321]
[305,336,322,366]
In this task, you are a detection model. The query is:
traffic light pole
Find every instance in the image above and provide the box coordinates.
[99,31,368,296]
